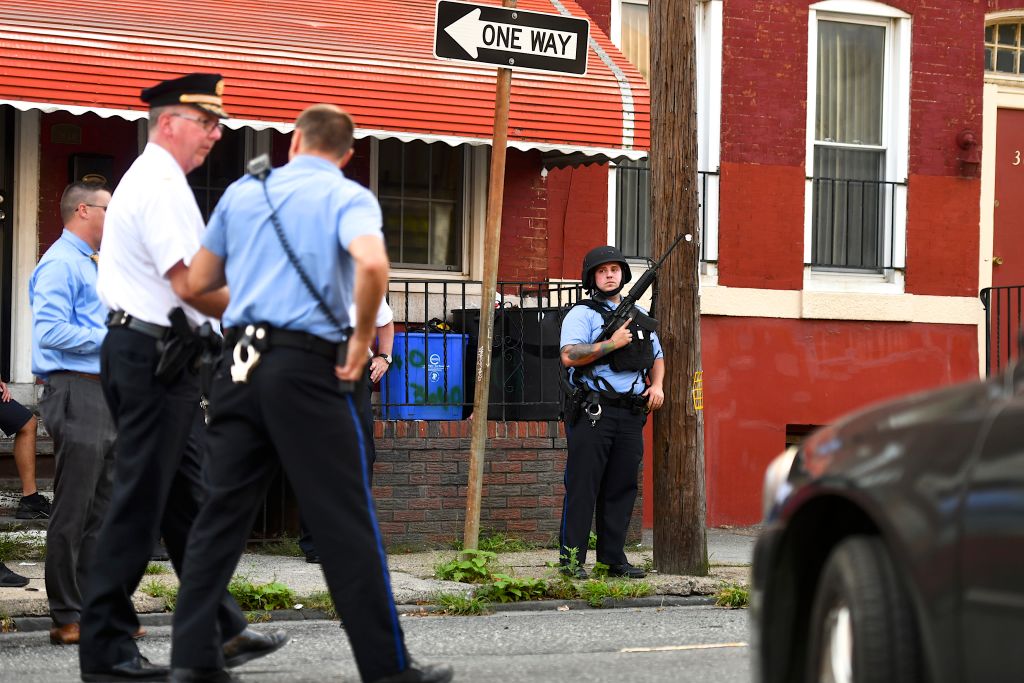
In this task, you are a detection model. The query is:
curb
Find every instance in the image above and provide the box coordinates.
[9,595,719,633]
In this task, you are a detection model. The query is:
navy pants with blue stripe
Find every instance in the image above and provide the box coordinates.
[171,347,407,681]
[559,404,645,568]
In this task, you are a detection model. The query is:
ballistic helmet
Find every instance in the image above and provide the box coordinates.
[581,245,632,292]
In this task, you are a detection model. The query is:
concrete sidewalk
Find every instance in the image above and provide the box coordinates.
[0,527,757,629]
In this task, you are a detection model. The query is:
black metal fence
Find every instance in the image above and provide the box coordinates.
[980,285,1024,376]
[379,280,588,421]
[810,176,905,272]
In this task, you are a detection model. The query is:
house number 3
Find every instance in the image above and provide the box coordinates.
[1015,150,1021,166]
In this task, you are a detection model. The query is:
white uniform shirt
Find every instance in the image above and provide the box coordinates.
[349,299,394,358]
[97,143,211,328]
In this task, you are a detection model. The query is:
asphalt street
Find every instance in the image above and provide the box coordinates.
[0,605,751,682]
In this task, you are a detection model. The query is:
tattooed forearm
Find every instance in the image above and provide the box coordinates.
[564,340,617,363]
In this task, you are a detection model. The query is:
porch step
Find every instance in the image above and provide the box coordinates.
[0,434,55,517]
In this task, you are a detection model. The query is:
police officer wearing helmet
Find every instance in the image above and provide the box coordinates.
[558,246,665,579]
[171,104,453,683]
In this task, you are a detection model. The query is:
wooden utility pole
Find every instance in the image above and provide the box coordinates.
[650,0,708,575]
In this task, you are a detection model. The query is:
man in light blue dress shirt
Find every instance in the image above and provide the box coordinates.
[29,181,117,645]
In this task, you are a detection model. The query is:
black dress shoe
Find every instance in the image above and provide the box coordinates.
[371,659,455,683]
[0,561,29,588]
[81,655,170,681]
[169,668,237,683]
[222,628,290,668]
[607,563,647,579]
[304,552,320,564]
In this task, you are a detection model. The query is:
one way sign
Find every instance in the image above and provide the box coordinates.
[434,0,590,76]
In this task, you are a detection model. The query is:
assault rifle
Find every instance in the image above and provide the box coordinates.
[594,232,687,342]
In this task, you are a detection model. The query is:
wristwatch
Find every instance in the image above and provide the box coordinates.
[376,353,393,365]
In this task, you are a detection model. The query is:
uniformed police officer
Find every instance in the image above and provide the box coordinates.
[170,104,453,683]
[558,246,665,579]
[79,73,287,682]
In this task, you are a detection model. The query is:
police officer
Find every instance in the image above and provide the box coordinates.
[80,74,287,682]
[170,104,453,683]
[558,246,665,579]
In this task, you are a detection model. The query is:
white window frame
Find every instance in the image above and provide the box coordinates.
[804,0,910,293]
[609,0,721,266]
[369,138,481,279]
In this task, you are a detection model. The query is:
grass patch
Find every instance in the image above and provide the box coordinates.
[0,614,15,633]
[256,537,303,558]
[228,576,295,611]
[576,579,653,608]
[434,549,496,583]
[246,611,273,624]
[140,580,178,611]
[450,531,539,553]
[476,574,548,603]
[144,563,171,575]
[434,592,489,616]
[714,582,750,609]
[298,591,337,620]
[0,533,46,562]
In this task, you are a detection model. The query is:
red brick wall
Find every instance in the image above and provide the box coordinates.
[37,111,139,256]
[545,163,609,280]
[371,419,643,548]
[498,149,549,282]
[905,175,981,296]
[701,315,980,525]
[717,162,805,289]
[573,0,612,36]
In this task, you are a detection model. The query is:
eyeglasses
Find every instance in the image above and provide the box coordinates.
[83,203,108,210]
[169,113,223,134]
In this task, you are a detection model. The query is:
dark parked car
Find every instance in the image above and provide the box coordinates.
[752,364,1024,683]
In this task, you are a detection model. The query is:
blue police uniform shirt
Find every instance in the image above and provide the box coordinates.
[29,229,107,379]
[560,299,663,396]
[203,155,384,342]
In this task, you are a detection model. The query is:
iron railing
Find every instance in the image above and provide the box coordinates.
[616,166,719,263]
[980,285,1024,376]
[379,280,587,421]
[810,176,906,272]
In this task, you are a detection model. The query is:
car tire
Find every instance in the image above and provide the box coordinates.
[805,535,921,683]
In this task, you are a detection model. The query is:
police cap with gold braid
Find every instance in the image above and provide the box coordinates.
[140,73,229,119]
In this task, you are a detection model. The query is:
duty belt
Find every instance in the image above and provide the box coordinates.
[107,310,169,340]
[600,395,646,410]
[223,326,339,361]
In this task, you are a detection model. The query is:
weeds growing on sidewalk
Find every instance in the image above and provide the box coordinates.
[144,563,170,575]
[714,582,750,608]
[450,531,540,553]
[577,579,653,608]
[140,579,178,611]
[298,591,337,620]
[434,549,496,583]
[256,537,303,558]
[228,576,295,611]
[0,533,46,561]
[476,574,548,603]
[0,613,15,633]
[434,592,488,615]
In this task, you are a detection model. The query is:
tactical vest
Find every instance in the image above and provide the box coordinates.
[575,299,656,374]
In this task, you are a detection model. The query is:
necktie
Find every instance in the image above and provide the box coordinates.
[90,252,99,265]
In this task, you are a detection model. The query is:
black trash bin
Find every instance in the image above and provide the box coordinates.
[450,307,564,421]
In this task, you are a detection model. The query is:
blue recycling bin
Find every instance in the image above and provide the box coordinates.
[381,332,468,420]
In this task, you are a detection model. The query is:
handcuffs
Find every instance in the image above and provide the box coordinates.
[230,325,267,384]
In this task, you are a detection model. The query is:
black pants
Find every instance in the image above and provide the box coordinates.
[299,364,375,557]
[559,405,645,567]
[171,347,407,681]
[79,327,247,673]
